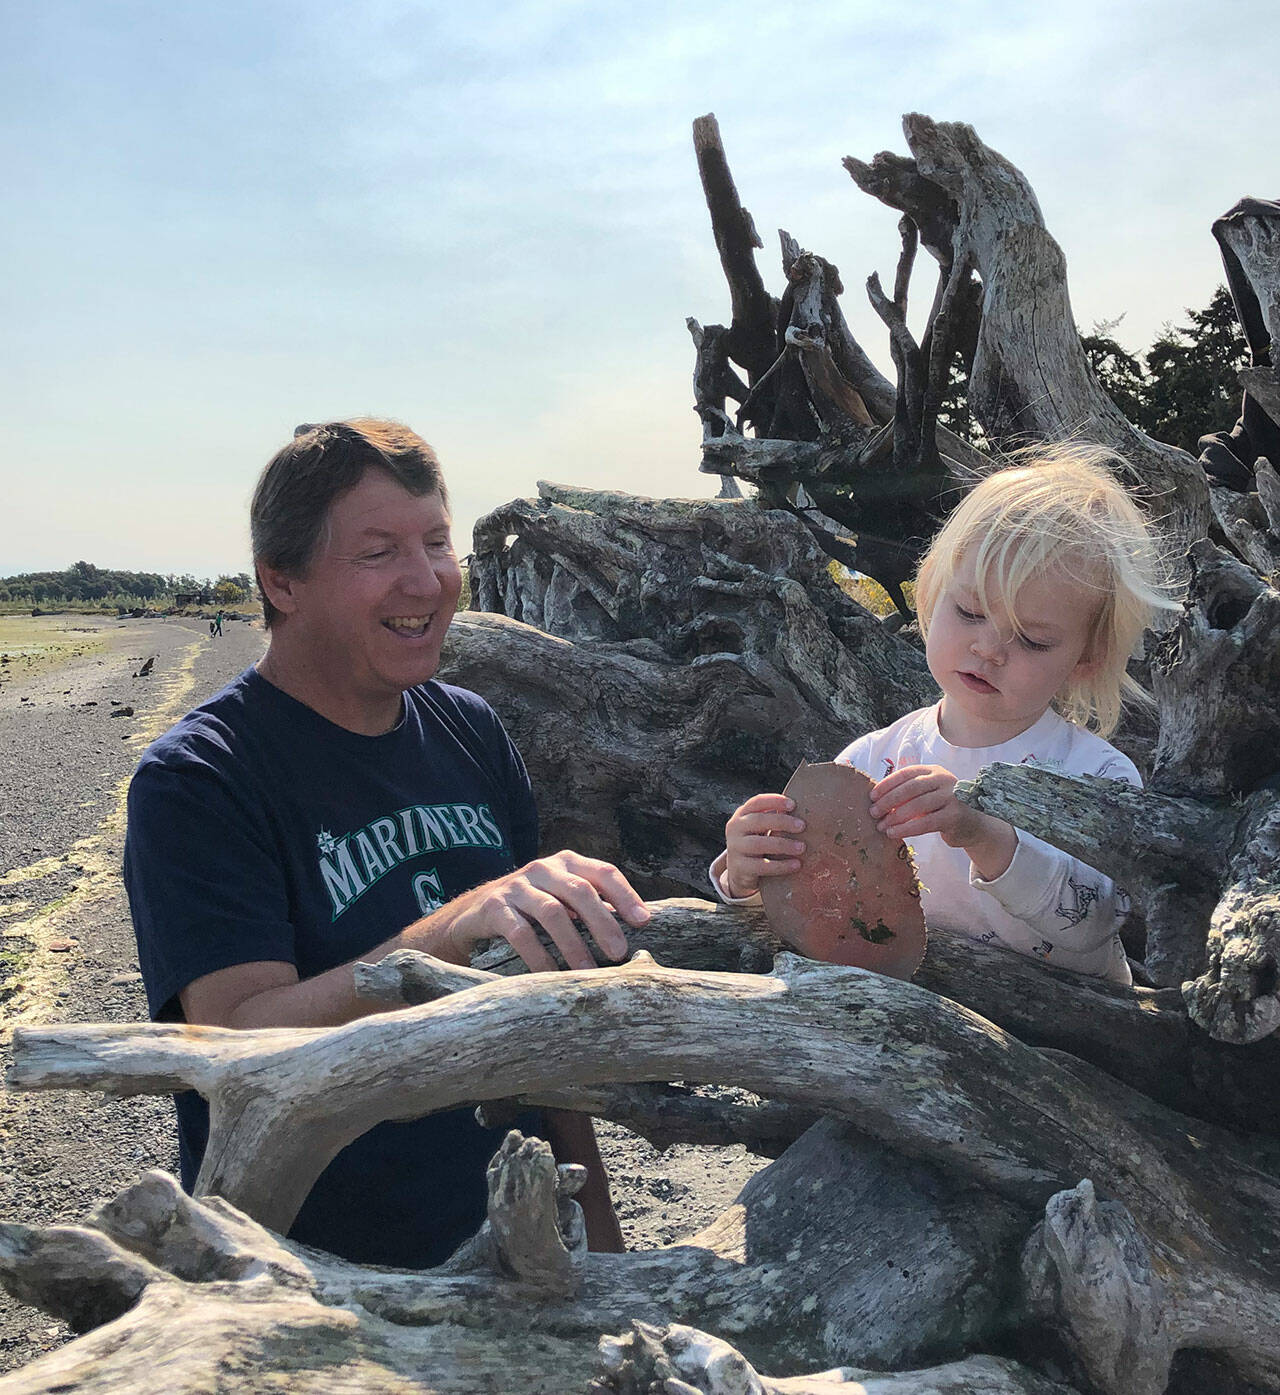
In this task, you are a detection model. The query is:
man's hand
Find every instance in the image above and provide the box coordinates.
[869,764,1016,880]
[408,851,650,972]
[722,793,806,900]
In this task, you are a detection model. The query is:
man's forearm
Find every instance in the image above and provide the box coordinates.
[193,903,473,1030]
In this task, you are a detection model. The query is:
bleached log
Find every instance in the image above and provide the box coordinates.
[12,953,1280,1388]
[592,1321,1078,1394]
[0,1164,1066,1395]
[368,894,1280,1141]
[954,760,1228,986]
[956,757,1280,1038]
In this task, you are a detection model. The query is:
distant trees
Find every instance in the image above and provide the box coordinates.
[0,565,255,609]
[939,286,1249,457]
[1082,285,1249,454]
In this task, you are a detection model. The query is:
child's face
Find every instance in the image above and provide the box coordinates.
[926,555,1102,746]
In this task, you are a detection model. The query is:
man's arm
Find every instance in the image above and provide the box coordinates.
[181,849,651,1028]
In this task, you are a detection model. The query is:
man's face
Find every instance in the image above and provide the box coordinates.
[282,470,463,719]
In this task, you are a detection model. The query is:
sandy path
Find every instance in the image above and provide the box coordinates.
[0,617,762,1375]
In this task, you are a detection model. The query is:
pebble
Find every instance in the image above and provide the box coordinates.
[109,972,142,986]
[46,940,77,953]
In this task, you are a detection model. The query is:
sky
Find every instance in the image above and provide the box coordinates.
[2,0,1276,578]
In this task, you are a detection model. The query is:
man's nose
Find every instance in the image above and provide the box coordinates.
[402,547,444,597]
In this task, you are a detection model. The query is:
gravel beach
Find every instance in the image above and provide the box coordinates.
[0,614,761,1375]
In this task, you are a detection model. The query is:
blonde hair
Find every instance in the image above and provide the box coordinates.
[913,443,1181,737]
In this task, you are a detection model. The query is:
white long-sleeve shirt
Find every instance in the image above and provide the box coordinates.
[711,703,1137,985]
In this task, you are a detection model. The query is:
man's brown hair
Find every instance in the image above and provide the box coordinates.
[250,419,447,629]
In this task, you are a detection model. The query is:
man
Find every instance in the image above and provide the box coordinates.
[124,419,648,1265]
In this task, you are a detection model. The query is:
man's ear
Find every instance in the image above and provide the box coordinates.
[257,562,302,619]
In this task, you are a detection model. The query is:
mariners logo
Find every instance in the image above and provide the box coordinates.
[316,802,505,919]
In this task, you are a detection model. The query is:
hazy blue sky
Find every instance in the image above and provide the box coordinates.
[2,0,1275,577]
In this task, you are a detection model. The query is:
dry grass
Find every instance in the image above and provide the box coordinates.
[0,616,106,684]
[830,564,916,618]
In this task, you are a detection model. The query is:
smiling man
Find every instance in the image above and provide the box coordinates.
[124,419,646,1265]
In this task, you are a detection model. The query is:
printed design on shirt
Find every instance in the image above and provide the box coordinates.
[1031,939,1054,959]
[413,869,446,915]
[1018,753,1064,771]
[317,802,507,920]
[1054,877,1099,929]
[881,757,895,776]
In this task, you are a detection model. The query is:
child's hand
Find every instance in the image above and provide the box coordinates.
[869,765,981,848]
[869,765,1016,879]
[723,793,806,899]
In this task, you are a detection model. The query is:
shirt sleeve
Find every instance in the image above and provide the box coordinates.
[124,759,297,1021]
[968,757,1140,960]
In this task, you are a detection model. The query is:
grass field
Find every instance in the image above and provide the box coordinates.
[0,615,106,684]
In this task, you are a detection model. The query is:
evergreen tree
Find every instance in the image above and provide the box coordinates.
[1140,286,1249,454]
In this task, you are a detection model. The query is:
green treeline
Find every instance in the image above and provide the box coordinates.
[941,285,1249,455]
[0,561,256,608]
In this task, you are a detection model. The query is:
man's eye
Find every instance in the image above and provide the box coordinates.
[360,550,394,563]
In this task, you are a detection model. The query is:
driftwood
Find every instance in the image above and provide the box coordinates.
[463,488,933,896]
[11,948,1280,1393]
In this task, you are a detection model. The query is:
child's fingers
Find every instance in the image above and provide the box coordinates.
[878,791,948,834]
[736,855,802,879]
[730,833,807,858]
[869,765,933,801]
[870,775,942,818]
[728,809,806,839]
[736,792,796,816]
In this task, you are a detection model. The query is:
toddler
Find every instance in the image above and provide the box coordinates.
[711,445,1180,985]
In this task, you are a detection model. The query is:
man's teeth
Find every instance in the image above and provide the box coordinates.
[385,616,432,634]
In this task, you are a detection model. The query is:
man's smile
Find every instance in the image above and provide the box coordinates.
[382,614,435,638]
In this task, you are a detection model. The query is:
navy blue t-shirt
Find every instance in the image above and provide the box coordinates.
[124,667,539,1267]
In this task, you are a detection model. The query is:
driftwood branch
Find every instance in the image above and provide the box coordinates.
[693,113,777,386]
[12,950,1280,1391]
[593,1321,1077,1394]
[848,114,1210,561]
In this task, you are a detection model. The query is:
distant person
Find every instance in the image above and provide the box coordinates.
[124,419,648,1266]
[212,610,224,637]
[712,445,1180,985]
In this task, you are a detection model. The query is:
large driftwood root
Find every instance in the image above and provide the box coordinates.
[956,758,1280,1042]
[1150,542,1280,802]
[882,114,1207,557]
[453,492,933,897]
[11,951,1280,1389]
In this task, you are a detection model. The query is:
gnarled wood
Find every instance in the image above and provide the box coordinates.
[593,1321,1077,1394]
[866,114,1210,560]
[11,951,1280,1391]
[460,491,933,897]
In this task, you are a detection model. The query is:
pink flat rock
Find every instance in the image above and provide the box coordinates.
[759,762,926,979]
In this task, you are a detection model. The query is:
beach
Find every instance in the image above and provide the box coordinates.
[0,613,760,1372]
